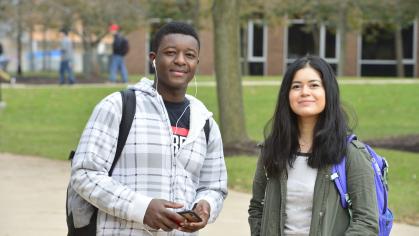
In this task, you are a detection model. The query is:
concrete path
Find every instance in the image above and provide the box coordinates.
[0,153,418,235]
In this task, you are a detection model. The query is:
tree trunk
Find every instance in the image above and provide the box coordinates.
[82,38,100,79]
[337,0,347,77]
[192,0,200,30]
[212,0,253,154]
[310,23,320,55]
[42,28,47,71]
[82,40,93,78]
[241,23,249,76]
[395,23,405,78]
[16,0,22,75]
[29,24,35,71]
[16,25,22,75]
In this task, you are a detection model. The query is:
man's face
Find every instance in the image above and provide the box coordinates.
[151,33,199,92]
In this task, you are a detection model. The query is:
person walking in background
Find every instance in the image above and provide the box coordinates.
[0,42,9,71]
[248,55,378,235]
[68,21,227,235]
[0,42,11,82]
[58,29,75,85]
[108,24,129,83]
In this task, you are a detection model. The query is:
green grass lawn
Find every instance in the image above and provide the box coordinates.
[0,82,418,224]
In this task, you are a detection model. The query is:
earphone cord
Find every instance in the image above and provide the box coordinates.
[174,76,197,135]
[154,62,159,95]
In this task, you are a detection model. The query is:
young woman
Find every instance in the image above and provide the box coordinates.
[248,55,378,236]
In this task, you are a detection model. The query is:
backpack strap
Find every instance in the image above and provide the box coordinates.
[67,89,136,233]
[330,134,357,209]
[365,144,389,212]
[204,119,210,145]
[331,157,350,208]
[109,89,136,176]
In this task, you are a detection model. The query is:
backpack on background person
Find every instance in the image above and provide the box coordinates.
[113,35,129,56]
[120,37,130,56]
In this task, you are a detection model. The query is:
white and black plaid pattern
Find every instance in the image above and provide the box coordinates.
[71,78,228,235]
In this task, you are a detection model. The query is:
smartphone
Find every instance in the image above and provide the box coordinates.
[177,210,202,222]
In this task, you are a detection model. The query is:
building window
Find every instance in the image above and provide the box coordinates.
[325,28,337,59]
[360,22,416,77]
[245,20,266,75]
[286,20,338,72]
[287,23,316,59]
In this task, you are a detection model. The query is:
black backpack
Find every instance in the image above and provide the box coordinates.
[66,89,210,235]
[66,89,136,236]
[120,37,130,56]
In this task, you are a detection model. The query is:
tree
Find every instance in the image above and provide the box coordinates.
[212,0,254,154]
[363,0,419,77]
[260,0,364,77]
[145,0,206,30]
[35,0,63,72]
[0,0,25,75]
[48,0,145,78]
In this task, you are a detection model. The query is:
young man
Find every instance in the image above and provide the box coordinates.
[108,24,129,83]
[69,22,228,235]
[59,29,75,85]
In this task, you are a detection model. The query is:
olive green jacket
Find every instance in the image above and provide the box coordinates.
[248,140,379,236]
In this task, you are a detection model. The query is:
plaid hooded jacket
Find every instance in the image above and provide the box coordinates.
[70,78,228,235]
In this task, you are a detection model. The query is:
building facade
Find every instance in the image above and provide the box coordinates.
[1,18,418,78]
[125,18,419,78]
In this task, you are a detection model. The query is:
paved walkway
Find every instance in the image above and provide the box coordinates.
[0,153,418,235]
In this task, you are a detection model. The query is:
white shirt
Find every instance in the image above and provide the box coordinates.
[284,154,318,235]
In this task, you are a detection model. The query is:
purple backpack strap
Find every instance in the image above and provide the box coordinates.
[365,144,389,214]
[331,157,348,208]
[331,134,357,209]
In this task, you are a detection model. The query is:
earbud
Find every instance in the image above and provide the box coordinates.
[152,59,156,68]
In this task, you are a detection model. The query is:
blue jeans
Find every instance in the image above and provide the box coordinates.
[59,60,75,84]
[109,55,128,83]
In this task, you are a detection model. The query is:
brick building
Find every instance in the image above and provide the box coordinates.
[125,19,419,78]
[1,18,417,78]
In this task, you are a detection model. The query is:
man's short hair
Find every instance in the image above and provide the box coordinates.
[152,21,200,52]
[60,28,69,36]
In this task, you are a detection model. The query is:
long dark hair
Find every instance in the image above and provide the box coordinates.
[262,55,350,177]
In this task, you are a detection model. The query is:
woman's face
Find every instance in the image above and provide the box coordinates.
[289,66,326,120]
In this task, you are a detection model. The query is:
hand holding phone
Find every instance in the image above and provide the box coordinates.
[177,200,210,233]
[177,210,202,222]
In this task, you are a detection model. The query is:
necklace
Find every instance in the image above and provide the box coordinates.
[299,141,310,147]
[299,140,311,152]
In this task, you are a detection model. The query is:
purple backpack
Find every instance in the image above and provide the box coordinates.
[331,134,393,236]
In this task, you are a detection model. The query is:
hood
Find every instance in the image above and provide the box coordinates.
[129,77,157,96]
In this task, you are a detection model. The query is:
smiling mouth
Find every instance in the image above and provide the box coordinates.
[298,100,315,105]
[170,69,188,76]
